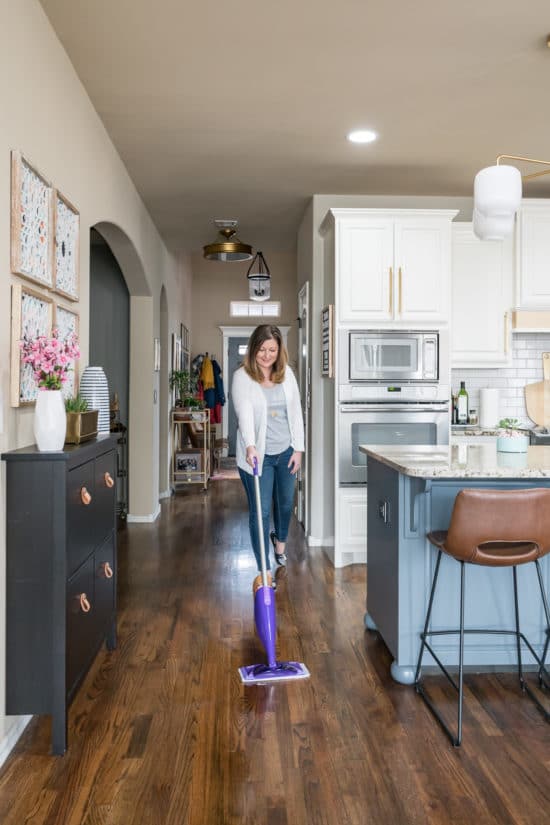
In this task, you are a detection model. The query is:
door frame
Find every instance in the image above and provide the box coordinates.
[219,325,290,443]
[297,282,310,532]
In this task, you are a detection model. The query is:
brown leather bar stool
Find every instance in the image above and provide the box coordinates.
[414,487,550,746]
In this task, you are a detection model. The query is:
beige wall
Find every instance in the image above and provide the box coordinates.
[0,0,191,760]
[191,250,299,368]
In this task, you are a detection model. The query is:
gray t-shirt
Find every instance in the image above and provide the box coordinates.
[261,384,291,455]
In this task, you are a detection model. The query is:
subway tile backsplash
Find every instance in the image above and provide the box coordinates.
[451,333,550,426]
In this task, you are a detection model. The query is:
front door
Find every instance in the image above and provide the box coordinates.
[227,337,249,455]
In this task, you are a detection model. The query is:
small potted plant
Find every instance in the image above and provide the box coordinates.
[496,418,529,453]
[65,395,99,444]
[169,369,199,408]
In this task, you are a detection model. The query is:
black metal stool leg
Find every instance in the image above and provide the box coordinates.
[534,559,550,689]
[414,550,442,685]
[456,561,465,746]
[512,566,526,691]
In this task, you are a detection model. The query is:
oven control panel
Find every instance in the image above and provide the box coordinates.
[339,383,449,403]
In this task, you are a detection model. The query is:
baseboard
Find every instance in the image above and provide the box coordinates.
[159,488,172,500]
[0,715,32,769]
[127,503,161,523]
[333,548,367,567]
[307,534,334,547]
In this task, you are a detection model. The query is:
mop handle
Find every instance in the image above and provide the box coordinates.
[252,458,270,589]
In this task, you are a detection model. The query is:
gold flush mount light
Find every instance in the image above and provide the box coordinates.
[203,219,253,262]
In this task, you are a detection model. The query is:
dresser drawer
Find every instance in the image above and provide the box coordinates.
[93,450,117,546]
[92,532,116,644]
[66,556,96,696]
[67,460,96,574]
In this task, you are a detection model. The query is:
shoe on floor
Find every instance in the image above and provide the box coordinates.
[270,531,287,566]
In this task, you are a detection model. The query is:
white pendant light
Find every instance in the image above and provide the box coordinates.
[472,154,550,241]
[472,208,515,242]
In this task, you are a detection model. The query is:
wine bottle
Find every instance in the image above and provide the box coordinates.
[457,381,469,425]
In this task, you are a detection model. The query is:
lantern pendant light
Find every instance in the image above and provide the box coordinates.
[247,250,271,302]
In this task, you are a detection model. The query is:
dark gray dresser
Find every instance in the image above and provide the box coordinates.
[2,435,118,754]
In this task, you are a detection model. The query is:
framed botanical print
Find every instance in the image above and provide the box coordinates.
[53,189,80,301]
[10,284,53,407]
[321,304,334,378]
[10,151,54,289]
[54,302,80,399]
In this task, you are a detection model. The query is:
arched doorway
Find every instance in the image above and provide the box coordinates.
[91,221,157,521]
[90,229,130,518]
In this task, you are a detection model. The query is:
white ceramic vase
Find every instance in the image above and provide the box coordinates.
[79,366,110,435]
[34,390,67,451]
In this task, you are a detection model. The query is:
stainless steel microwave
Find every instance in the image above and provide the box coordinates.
[344,330,439,383]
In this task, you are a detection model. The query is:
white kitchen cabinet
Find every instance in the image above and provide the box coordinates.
[330,209,457,325]
[516,201,550,309]
[336,486,367,566]
[451,223,514,368]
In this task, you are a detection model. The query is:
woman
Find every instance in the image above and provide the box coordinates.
[232,325,304,588]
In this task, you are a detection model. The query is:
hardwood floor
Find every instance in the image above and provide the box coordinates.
[0,479,548,824]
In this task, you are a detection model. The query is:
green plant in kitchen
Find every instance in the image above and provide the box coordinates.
[498,417,523,433]
[65,394,89,413]
[169,369,200,407]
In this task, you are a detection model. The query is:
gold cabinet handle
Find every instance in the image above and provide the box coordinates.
[504,311,509,354]
[104,472,114,488]
[101,561,114,579]
[80,487,92,506]
[79,593,91,613]
[398,267,403,315]
[389,267,393,314]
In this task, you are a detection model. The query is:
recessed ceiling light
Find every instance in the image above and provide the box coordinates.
[347,129,378,144]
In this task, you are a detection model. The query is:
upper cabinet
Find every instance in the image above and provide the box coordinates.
[451,224,513,368]
[516,201,550,309]
[329,209,457,326]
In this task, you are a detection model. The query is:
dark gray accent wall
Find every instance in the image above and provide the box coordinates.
[89,230,130,429]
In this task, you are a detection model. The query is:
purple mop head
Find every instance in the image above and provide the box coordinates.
[238,584,310,684]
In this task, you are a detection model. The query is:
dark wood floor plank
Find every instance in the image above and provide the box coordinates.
[0,478,548,824]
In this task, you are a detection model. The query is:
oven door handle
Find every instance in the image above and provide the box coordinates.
[339,404,448,413]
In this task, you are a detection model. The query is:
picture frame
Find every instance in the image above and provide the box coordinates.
[10,151,54,289]
[321,304,334,378]
[154,337,161,372]
[175,451,202,474]
[53,302,80,400]
[53,188,80,302]
[10,283,53,407]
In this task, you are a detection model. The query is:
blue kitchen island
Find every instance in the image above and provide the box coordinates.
[360,443,550,684]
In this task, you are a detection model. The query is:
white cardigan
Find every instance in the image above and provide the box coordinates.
[231,365,305,475]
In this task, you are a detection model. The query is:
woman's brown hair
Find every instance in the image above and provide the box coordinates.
[243,325,288,383]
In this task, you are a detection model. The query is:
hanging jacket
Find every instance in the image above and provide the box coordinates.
[200,355,215,390]
[212,359,225,406]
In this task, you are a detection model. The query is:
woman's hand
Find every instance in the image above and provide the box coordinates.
[287,451,302,475]
[246,445,259,468]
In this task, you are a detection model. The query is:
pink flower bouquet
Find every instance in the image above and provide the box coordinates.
[20,328,80,391]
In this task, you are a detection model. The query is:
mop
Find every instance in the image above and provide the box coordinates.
[238,459,310,685]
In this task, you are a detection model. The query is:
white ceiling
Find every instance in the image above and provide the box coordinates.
[40,0,550,252]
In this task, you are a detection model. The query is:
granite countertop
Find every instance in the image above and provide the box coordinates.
[359,443,550,478]
[450,425,500,436]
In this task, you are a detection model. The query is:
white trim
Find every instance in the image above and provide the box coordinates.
[159,488,172,500]
[127,503,161,523]
[0,716,32,769]
[219,325,291,442]
[307,534,334,547]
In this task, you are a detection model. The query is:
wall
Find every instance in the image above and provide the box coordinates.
[452,333,550,425]
[0,0,190,763]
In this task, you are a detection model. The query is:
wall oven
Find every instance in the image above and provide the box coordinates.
[339,400,449,485]
[340,330,438,391]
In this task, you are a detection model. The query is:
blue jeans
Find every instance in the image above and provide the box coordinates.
[239,446,296,572]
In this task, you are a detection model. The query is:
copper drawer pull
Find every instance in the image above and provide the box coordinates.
[80,487,92,506]
[104,472,114,488]
[79,593,91,613]
[101,562,114,579]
